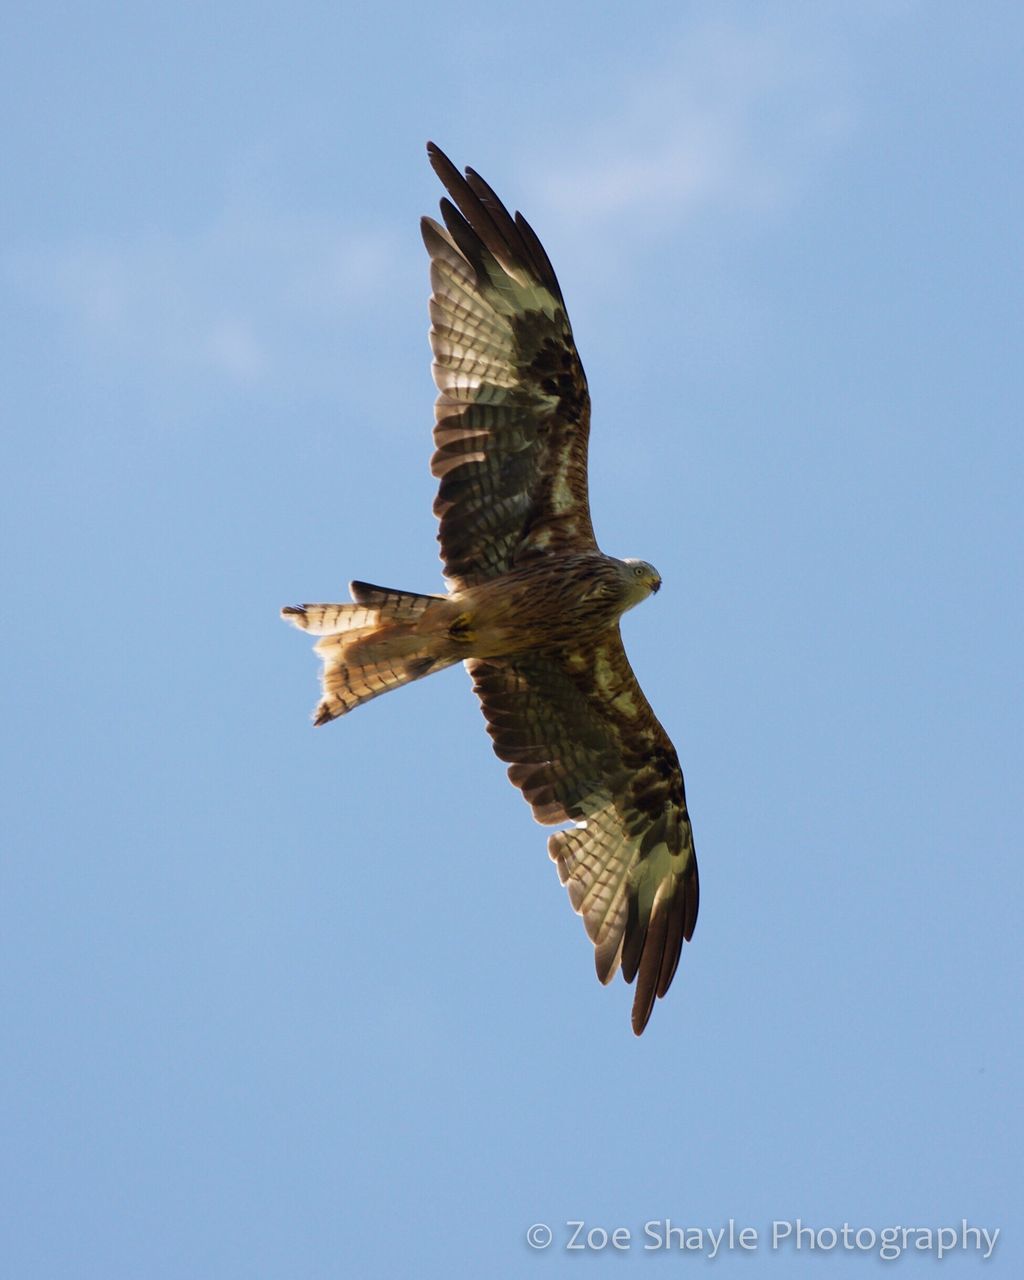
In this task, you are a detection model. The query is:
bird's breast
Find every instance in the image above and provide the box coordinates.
[452,555,625,657]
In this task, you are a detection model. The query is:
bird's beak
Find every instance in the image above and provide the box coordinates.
[651,578,661,594]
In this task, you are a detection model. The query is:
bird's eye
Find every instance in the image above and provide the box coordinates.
[634,566,645,577]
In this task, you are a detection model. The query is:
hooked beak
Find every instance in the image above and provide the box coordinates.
[651,577,662,594]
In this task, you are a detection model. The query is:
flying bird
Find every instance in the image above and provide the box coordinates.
[282,143,698,1034]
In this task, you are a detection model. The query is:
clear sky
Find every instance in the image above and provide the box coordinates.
[2,2,1021,1277]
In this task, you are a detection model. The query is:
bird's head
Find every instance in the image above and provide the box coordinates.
[619,558,662,609]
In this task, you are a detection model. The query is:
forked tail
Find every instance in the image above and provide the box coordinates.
[281,580,458,724]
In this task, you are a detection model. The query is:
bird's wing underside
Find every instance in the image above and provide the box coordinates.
[422,143,596,587]
[467,631,698,1034]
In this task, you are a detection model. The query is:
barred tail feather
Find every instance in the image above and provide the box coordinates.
[280,582,457,724]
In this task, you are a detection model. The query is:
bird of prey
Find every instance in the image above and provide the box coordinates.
[282,143,698,1034]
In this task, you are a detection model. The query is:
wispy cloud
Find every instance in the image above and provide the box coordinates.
[6,207,409,391]
[530,17,853,241]
[7,14,859,399]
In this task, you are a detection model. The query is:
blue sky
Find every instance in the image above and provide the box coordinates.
[2,2,1021,1277]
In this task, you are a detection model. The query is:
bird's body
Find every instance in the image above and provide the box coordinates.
[283,553,658,712]
[282,144,699,1034]
[449,553,661,656]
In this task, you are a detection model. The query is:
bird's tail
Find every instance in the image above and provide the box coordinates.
[281,580,460,724]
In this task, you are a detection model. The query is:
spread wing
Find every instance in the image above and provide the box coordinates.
[421,142,596,587]
[467,634,699,1035]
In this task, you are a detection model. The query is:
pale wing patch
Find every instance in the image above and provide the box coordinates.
[592,648,641,718]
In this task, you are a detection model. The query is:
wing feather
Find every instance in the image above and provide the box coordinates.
[467,634,698,1034]
[422,143,596,586]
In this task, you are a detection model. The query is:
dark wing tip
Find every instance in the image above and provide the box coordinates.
[423,143,562,300]
[627,862,699,1036]
[425,143,470,205]
[630,904,668,1036]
